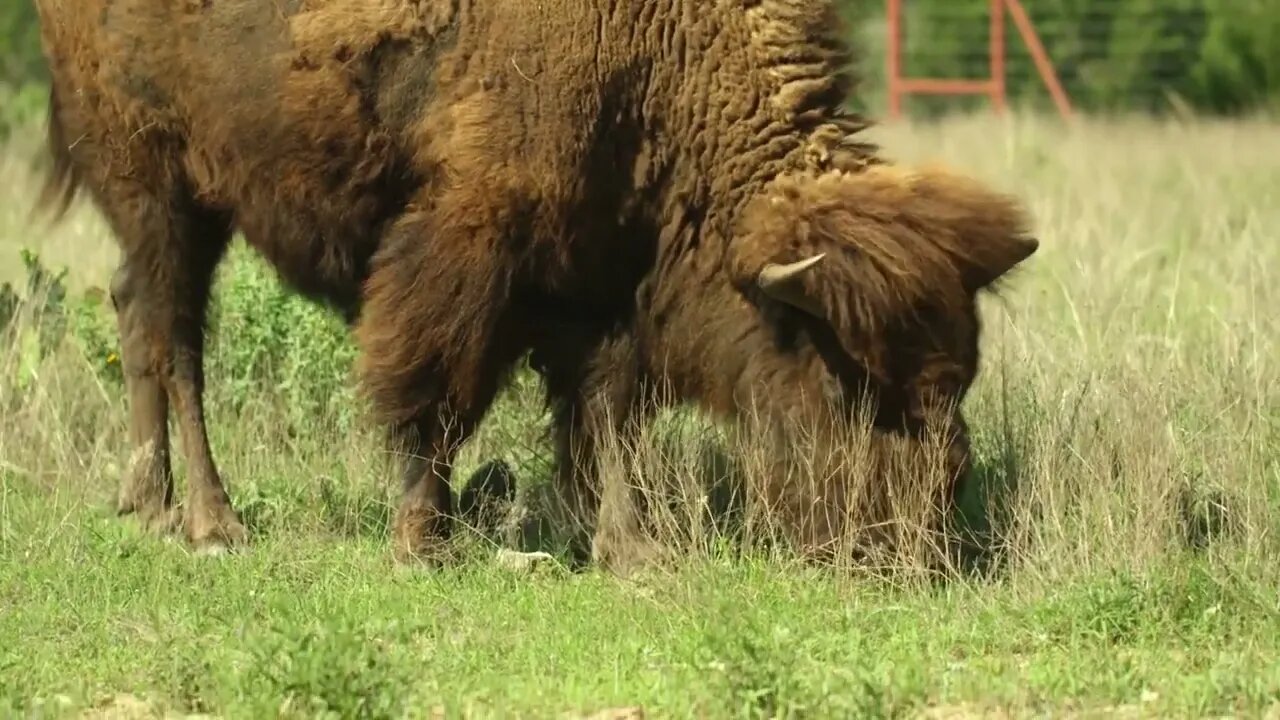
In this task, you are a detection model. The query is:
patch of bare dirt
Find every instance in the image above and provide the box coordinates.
[74,693,213,720]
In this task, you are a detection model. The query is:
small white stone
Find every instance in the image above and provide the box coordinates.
[194,543,229,558]
[494,548,557,573]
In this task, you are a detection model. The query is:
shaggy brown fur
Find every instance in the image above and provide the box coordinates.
[33,0,1038,566]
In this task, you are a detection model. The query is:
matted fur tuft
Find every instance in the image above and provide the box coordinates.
[730,164,1037,379]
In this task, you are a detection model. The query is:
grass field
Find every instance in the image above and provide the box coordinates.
[1,111,1278,718]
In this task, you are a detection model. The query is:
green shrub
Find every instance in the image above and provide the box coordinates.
[1,249,71,395]
[6,245,360,434]
[0,0,43,87]
[0,1,45,137]
[1187,0,1280,113]
[0,81,45,140]
[203,242,360,434]
[7,246,563,508]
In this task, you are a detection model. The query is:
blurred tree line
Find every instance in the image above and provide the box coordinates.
[2,0,1278,121]
[842,0,1280,116]
[1,0,44,135]
[0,0,40,88]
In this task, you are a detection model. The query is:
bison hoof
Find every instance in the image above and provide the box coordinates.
[116,481,176,526]
[392,505,455,567]
[591,533,673,579]
[116,496,181,537]
[392,539,456,568]
[185,503,249,555]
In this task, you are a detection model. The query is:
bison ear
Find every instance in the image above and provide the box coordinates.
[959,233,1039,293]
[756,253,827,317]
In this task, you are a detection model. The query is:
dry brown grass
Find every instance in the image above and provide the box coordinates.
[1,111,1277,586]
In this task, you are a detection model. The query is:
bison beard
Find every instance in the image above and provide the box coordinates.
[32,0,1038,569]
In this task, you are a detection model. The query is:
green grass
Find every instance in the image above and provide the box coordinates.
[2,512,1277,718]
[1,111,1279,718]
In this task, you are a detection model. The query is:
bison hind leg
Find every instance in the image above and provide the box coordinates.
[110,258,173,530]
[96,178,243,554]
[110,272,179,538]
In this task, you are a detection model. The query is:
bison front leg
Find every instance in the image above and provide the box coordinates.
[549,402,606,567]
[386,413,472,565]
[540,336,668,575]
[355,202,527,566]
[555,395,675,576]
[100,187,243,554]
[554,406,640,570]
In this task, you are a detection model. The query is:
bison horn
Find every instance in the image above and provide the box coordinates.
[756,253,826,317]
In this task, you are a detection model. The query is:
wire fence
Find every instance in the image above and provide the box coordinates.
[844,0,1280,118]
[3,1,1279,121]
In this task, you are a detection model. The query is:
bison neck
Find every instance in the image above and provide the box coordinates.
[621,0,877,418]
[633,0,875,242]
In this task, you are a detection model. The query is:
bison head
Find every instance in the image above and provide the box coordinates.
[724,162,1038,550]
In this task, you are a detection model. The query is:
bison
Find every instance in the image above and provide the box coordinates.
[33,0,1038,568]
